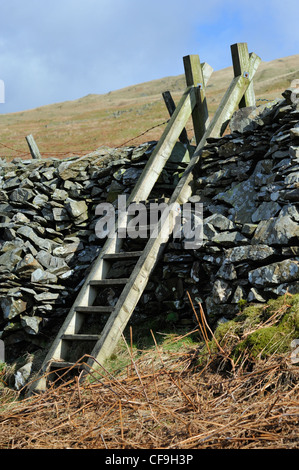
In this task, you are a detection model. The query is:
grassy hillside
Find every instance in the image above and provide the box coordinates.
[0,54,298,160]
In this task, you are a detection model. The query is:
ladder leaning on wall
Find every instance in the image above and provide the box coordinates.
[29,43,261,393]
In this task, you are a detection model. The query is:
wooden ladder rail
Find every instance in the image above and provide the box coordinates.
[29,46,261,393]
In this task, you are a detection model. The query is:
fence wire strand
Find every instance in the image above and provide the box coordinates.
[0,96,271,159]
[0,118,173,159]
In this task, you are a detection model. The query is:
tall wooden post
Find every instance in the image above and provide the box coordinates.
[231,43,256,108]
[183,55,209,145]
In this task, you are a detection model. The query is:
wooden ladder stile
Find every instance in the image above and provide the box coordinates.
[30,77,199,393]
[29,44,261,394]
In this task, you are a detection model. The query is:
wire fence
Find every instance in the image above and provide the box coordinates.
[0,96,272,160]
[0,118,173,160]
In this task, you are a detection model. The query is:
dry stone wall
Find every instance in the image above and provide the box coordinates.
[0,87,298,363]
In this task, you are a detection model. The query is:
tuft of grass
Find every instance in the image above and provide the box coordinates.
[103,293,299,377]
[102,325,200,379]
[213,293,299,361]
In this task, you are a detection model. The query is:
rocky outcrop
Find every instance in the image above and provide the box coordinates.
[0,87,298,364]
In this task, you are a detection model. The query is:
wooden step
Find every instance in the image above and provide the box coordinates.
[75,306,114,314]
[62,334,100,341]
[50,361,85,370]
[89,278,129,286]
[103,251,143,260]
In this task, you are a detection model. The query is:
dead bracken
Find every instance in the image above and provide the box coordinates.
[0,296,298,450]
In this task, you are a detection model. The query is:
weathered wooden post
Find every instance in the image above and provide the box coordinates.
[162,91,189,145]
[208,50,261,137]
[183,55,210,145]
[231,42,256,108]
[25,134,42,159]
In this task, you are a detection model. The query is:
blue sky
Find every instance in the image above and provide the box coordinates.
[0,0,298,113]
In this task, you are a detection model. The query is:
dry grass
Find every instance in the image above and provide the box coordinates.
[0,300,298,450]
[0,54,298,160]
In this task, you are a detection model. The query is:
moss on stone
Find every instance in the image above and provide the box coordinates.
[213,293,299,360]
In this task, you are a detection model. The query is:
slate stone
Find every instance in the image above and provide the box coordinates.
[16,226,52,252]
[12,212,31,224]
[53,207,70,222]
[63,180,83,198]
[203,222,218,240]
[52,189,68,201]
[59,269,75,280]
[251,201,281,223]
[0,247,23,270]
[215,261,237,280]
[247,288,266,303]
[106,180,125,203]
[212,231,248,247]
[58,160,86,180]
[52,241,83,257]
[285,171,299,185]
[14,254,43,277]
[10,188,34,202]
[248,258,299,286]
[241,223,258,236]
[34,292,60,302]
[215,176,258,224]
[252,213,299,245]
[290,128,299,139]
[229,101,280,133]
[2,177,22,190]
[204,213,235,231]
[41,168,55,180]
[0,190,8,202]
[113,168,126,181]
[212,279,232,304]
[0,297,27,320]
[35,250,69,272]
[131,143,154,162]
[65,198,88,222]
[282,87,299,105]
[232,286,246,303]
[14,362,33,390]
[122,168,143,185]
[225,245,275,263]
[265,281,299,296]
[31,268,58,284]
[20,315,42,335]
